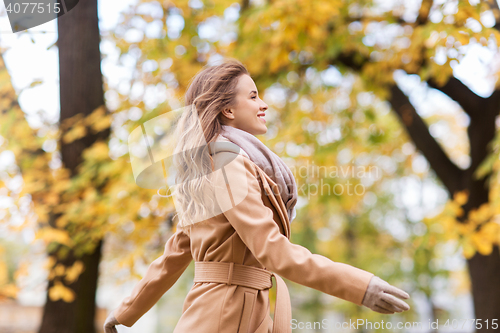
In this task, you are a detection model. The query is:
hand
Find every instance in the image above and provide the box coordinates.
[361,276,411,314]
[103,310,121,333]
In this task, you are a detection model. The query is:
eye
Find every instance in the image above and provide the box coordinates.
[251,95,257,99]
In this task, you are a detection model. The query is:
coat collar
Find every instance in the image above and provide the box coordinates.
[209,136,291,239]
[252,163,291,239]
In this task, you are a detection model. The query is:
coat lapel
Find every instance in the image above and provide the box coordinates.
[209,139,291,240]
[252,161,291,240]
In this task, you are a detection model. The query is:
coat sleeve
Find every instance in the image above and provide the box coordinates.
[113,229,192,327]
[214,154,374,306]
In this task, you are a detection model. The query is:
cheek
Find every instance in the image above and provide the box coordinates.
[234,101,257,124]
[242,102,256,119]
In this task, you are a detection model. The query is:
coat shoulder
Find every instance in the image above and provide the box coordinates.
[212,150,259,179]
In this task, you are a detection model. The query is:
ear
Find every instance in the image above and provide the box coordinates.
[220,108,235,120]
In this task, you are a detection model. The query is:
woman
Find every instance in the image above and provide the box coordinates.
[104,59,410,333]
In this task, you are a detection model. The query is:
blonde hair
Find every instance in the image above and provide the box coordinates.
[172,59,249,231]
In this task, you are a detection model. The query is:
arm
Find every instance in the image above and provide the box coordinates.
[214,153,374,306]
[113,229,192,327]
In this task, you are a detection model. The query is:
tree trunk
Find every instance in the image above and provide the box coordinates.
[38,0,109,332]
[38,236,104,333]
[460,102,500,332]
[467,245,500,332]
[387,83,500,331]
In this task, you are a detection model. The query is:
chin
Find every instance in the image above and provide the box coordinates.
[254,125,267,135]
[237,123,267,136]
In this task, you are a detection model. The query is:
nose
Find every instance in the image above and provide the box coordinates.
[260,102,268,111]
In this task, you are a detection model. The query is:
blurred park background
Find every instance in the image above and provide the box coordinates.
[1,0,500,332]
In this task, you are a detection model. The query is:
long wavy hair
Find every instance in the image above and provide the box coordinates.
[172,59,249,231]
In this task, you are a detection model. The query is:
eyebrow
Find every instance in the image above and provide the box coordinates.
[248,90,258,95]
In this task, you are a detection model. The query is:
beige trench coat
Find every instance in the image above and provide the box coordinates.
[113,135,375,332]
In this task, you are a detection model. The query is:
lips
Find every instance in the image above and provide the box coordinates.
[257,112,266,123]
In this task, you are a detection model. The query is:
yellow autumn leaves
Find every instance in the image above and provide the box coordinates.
[424,190,500,259]
[0,246,19,300]
[48,281,75,302]
[34,227,74,248]
[45,256,85,302]
[62,106,112,144]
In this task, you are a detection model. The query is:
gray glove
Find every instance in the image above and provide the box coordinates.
[361,276,411,314]
[103,310,120,333]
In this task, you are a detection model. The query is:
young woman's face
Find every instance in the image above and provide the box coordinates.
[220,74,268,135]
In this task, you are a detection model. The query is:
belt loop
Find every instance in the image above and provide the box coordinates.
[227,262,234,286]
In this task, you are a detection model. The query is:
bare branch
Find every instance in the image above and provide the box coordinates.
[426,76,484,118]
[416,0,433,25]
[388,84,463,194]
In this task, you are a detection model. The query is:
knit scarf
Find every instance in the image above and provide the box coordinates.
[220,125,297,223]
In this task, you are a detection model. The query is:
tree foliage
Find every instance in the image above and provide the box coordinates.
[2,0,500,329]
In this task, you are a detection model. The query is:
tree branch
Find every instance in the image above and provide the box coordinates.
[388,84,463,194]
[416,0,433,25]
[331,53,465,194]
[426,76,485,118]
[341,0,433,29]
[241,0,249,12]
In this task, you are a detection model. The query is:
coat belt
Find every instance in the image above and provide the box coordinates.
[194,261,292,333]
